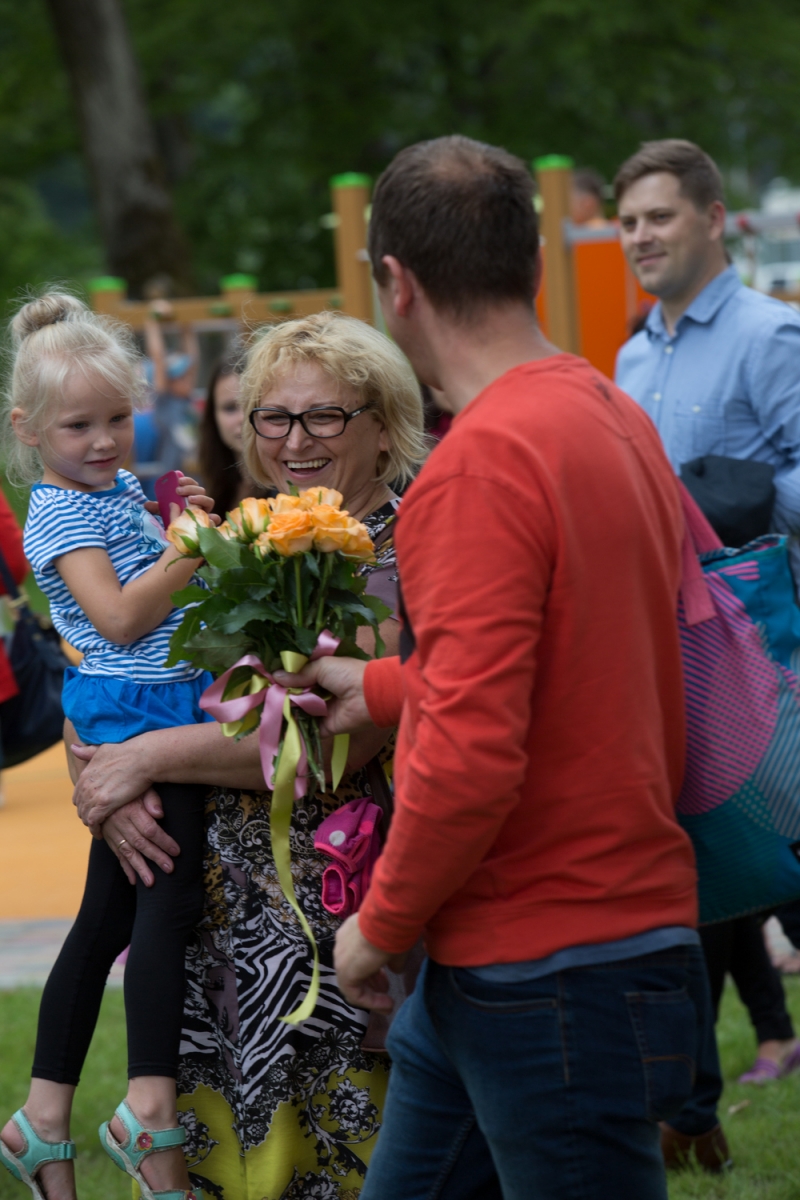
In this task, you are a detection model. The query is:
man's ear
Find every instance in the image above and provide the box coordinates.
[707,200,727,243]
[10,408,39,446]
[381,255,417,318]
[533,248,544,303]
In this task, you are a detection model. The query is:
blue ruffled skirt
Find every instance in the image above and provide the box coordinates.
[62,667,215,745]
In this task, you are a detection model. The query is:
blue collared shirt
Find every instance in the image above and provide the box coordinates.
[615,265,800,541]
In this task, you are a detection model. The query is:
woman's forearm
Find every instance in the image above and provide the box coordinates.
[75,714,395,829]
[146,718,389,784]
[136,722,268,788]
[74,722,266,828]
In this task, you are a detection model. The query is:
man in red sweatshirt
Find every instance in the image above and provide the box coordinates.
[284,136,723,1199]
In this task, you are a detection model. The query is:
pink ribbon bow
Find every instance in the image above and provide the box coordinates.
[199,631,339,798]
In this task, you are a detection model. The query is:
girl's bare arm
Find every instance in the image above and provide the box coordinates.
[56,480,214,645]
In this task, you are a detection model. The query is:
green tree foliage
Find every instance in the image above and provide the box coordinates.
[2,0,800,311]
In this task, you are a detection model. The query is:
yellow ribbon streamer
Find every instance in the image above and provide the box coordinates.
[277,649,349,791]
[273,650,350,1022]
[272,692,321,1024]
[217,649,350,1024]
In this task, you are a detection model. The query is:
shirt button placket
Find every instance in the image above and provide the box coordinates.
[653,337,676,435]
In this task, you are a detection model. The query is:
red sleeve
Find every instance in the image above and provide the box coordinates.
[363,656,404,728]
[0,489,27,591]
[358,468,555,954]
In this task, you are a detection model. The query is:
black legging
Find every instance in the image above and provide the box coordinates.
[32,784,206,1084]
[700,915,794,1044]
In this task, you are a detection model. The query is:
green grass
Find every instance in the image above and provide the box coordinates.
[0,988,128,1199]
[669,977,800,1199]
[0,980,798,1197]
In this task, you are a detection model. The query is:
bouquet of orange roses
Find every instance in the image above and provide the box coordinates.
[165,488,390,1022]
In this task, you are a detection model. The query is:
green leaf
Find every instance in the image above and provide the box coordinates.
[191,593,239,626]
[165,606,203,667]
[326,588,381,624]
[169,584,211,608]
[221,565,280,593]
[294,626,319,656]
[217,599,280,633]
[303,551,321,579]
[359,592,392,623]
[182,626,253,673]
[197,525,248,570]
[335,636,370,662]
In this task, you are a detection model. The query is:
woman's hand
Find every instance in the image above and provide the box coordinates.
[102,798,181,887]
[72,737,161,833]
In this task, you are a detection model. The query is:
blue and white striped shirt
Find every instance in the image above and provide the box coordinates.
[24,469,204,684]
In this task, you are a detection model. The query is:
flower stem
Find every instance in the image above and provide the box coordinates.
[295,556,304,626]
[315,553,332,632]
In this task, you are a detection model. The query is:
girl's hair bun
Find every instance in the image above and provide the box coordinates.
[11,292,87,347]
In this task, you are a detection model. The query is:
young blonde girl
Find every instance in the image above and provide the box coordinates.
[0,293,215,1200]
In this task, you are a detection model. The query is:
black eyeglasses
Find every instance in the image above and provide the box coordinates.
[249,404,372,440]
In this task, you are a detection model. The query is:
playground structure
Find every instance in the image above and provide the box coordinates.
[91,158,800,385]
[90,171,374,334]
[534,154,650,378]
[91,160,644,382]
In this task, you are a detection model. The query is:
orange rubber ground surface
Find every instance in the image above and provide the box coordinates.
[0,744,90,920]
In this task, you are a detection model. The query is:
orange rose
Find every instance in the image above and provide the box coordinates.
[339,519,375,561]
[310,504,353,552]
[299,487,344,510]
[165,507,213,556]
[269,493,308,514]
[227,497,271,540]
[258,510,315,556]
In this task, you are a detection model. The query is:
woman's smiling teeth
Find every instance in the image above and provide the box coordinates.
[285,458,330,472]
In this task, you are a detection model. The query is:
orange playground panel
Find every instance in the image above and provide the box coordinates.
[535,157,654,380]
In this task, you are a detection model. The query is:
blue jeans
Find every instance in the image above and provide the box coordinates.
[363,945,719,1200]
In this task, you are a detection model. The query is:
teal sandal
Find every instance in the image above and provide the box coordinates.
[99,1102,201,1200]
[0,1109,76,1200]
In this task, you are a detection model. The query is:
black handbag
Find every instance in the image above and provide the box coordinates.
[0,546,70,767]
[679,455,776,549]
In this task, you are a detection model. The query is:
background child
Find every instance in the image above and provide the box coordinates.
[0,291,214,1200]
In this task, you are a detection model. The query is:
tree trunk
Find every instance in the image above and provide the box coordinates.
[45,0,192,296]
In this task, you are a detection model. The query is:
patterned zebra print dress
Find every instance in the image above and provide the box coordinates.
[177,502,399,1200]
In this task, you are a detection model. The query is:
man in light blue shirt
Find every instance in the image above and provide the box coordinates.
[615,140,800,558]
[614,137,800,1173]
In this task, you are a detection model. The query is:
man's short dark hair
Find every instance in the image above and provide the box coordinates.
[573,168,605,202]
[368,135,539,318]
[614,139,725,210]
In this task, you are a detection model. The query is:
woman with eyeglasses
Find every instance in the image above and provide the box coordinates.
[69,312,428,1200]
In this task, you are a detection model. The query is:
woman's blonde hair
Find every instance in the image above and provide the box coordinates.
[240,311,429,489]
[3,289,145,486]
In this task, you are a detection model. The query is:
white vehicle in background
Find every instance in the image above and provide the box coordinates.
[751,180,800,295]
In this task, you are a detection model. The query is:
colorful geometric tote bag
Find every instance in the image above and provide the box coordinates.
[677,485,800,923]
